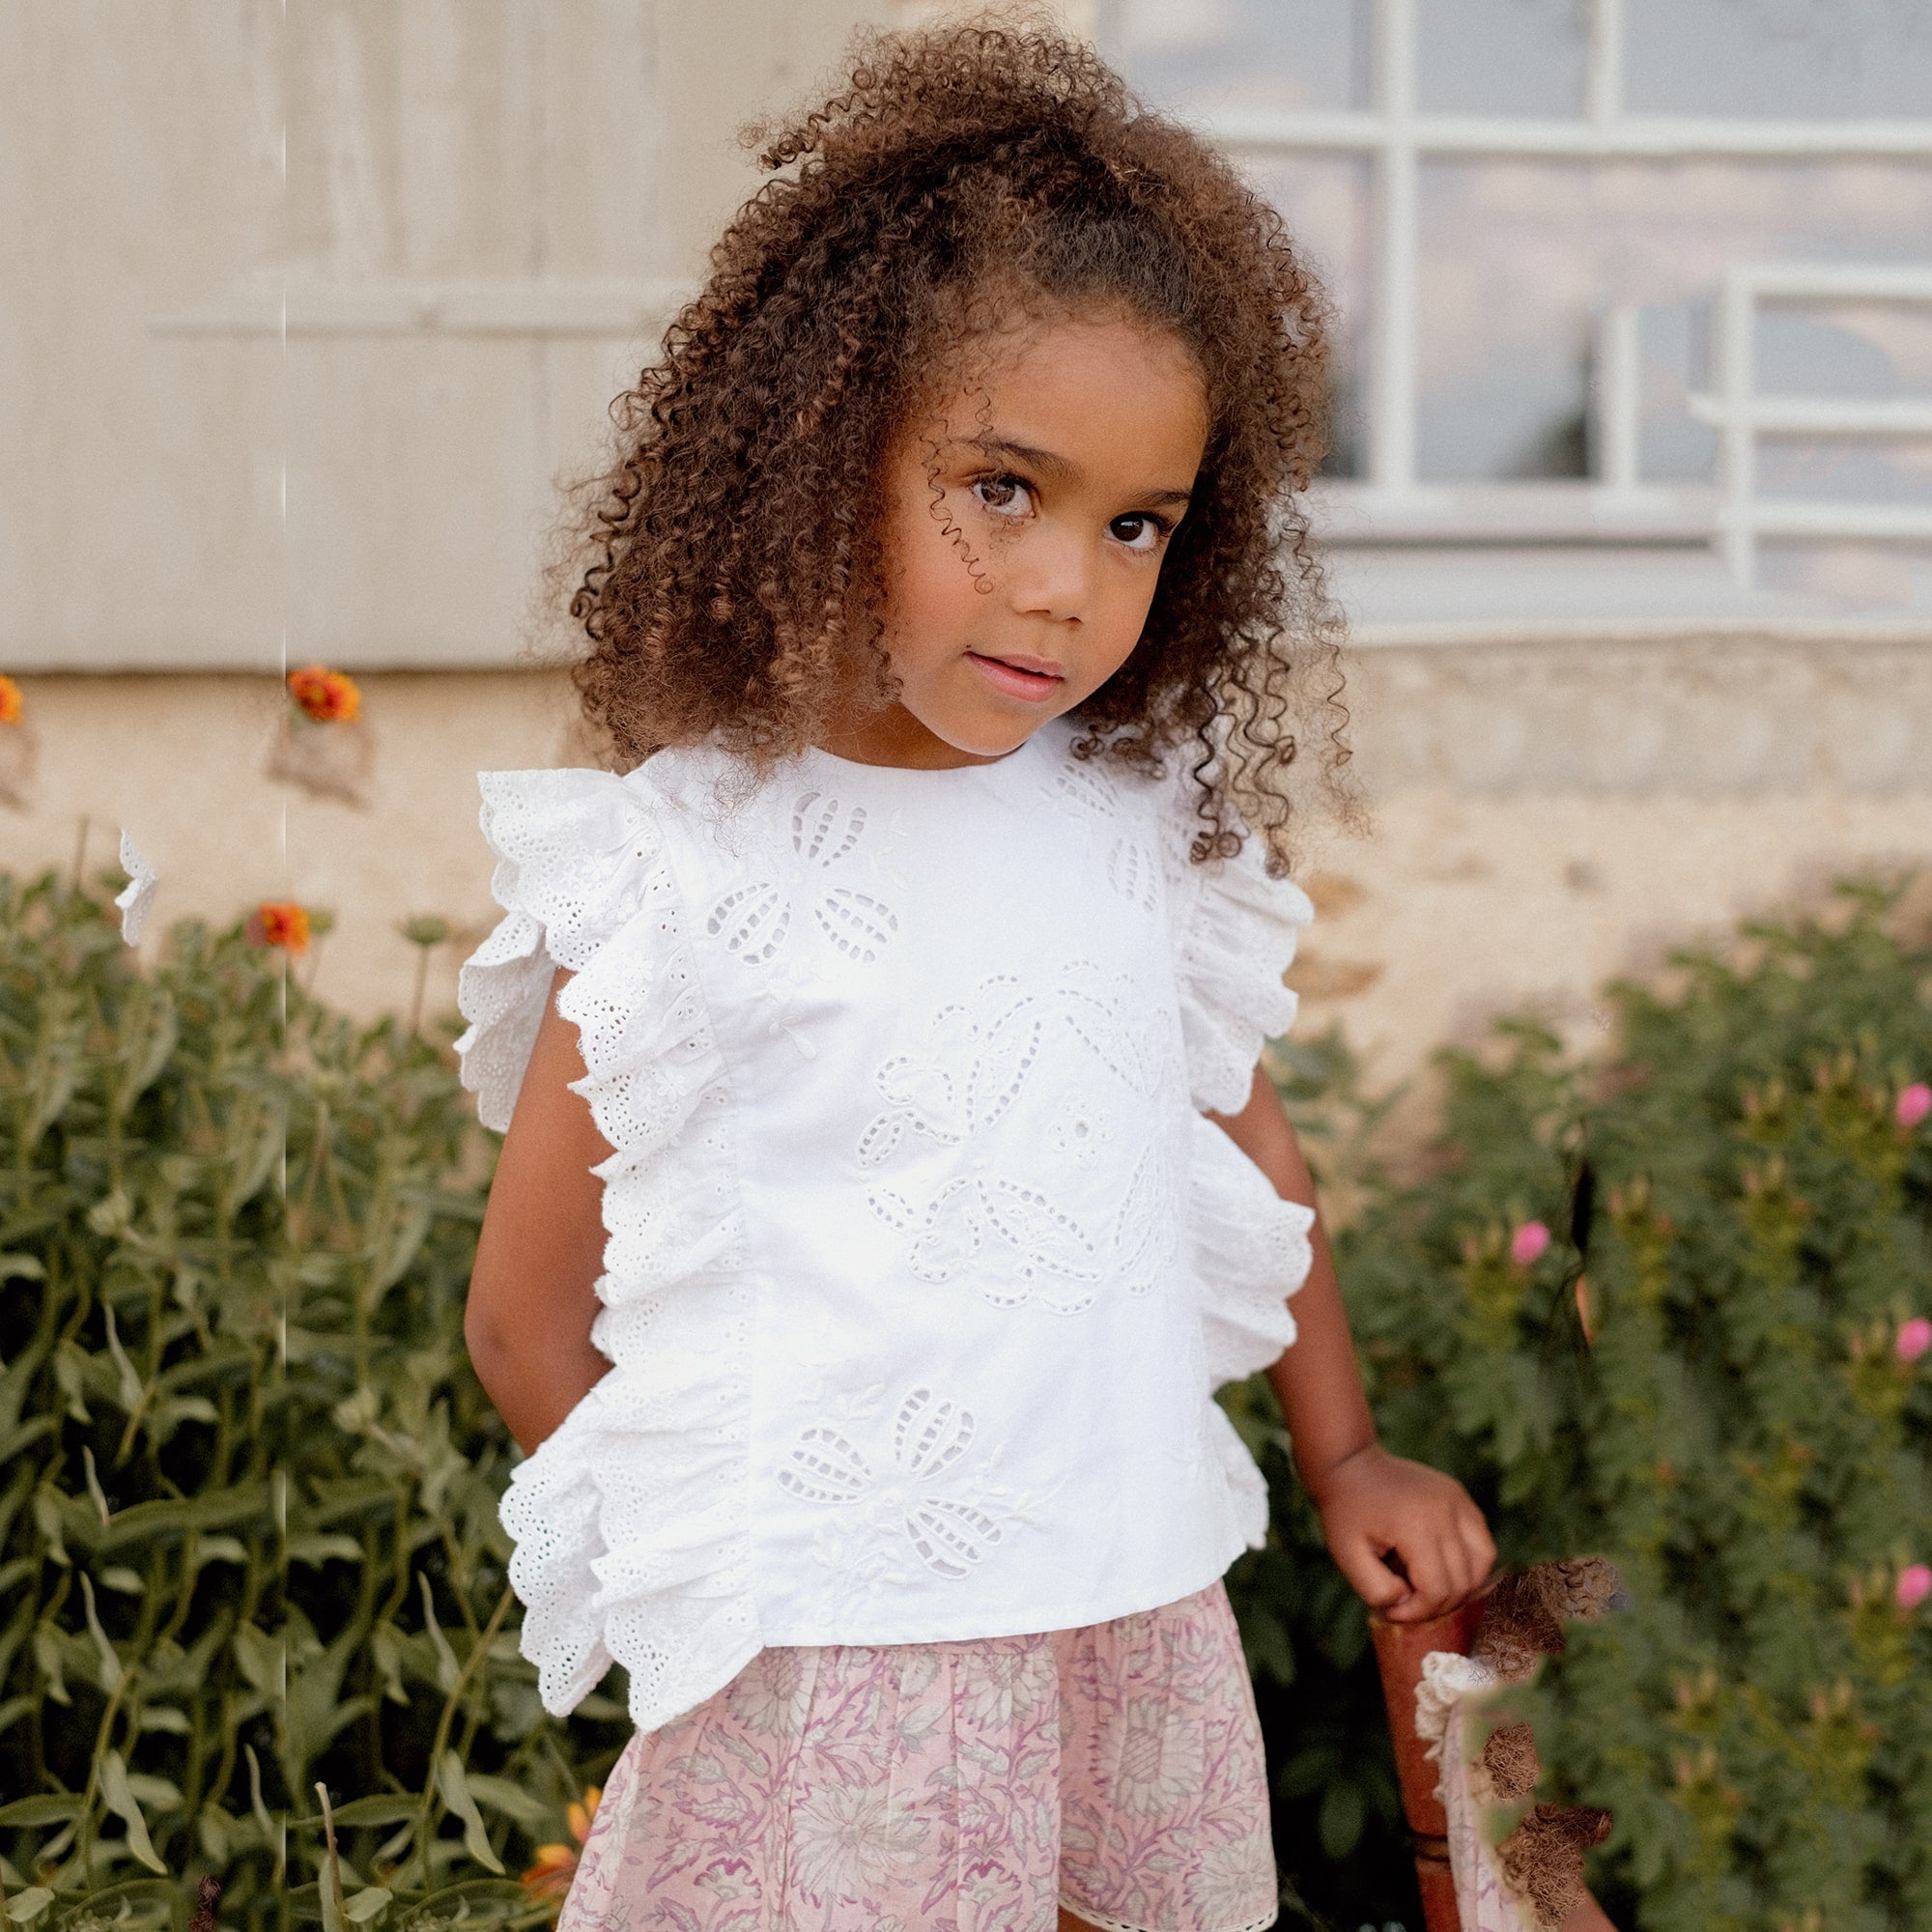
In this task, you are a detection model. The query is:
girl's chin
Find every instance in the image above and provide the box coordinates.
[910,705,1053,762]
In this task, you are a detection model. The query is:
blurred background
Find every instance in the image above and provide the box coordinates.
[5,0,1931,1104]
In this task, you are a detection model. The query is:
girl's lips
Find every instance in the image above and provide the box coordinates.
[966,651,1065,702]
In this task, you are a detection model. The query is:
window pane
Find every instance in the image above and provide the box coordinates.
[1625,0,1932,118]
[1247,156,1373,474]
[1416,160,1594,480]
[1099,0,1365,113]
[1757,302,1932,399]
[1415,157,1932,482]
[1415,0,1587,117]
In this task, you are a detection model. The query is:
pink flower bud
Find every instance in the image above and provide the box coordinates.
[1510,1221,1551,1267]
[1898,1318,1932,1366]
[1898,1083,1932,1129]
[1896,1564,1931,1611]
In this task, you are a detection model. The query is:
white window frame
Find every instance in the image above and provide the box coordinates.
[1195,0,1932,582]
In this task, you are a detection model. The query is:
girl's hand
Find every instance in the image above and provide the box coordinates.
[1305,1442,1496,1623]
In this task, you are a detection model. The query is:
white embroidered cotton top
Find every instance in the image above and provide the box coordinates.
[453,716,1317,1737]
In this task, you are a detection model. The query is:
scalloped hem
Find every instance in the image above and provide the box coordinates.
[1062,1903,1279,1932]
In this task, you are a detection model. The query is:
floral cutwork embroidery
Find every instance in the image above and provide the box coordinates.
[704,789,899,969]
[869,1175,1104,1310]
[1050,754,1161,914]
[776,1385,1025,1583]
[859,966,1185,1314]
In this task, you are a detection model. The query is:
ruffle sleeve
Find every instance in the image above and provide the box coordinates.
[1159,779,1320,1549]
[453,766,761,1734]
[1189,1113,1314,1388]
[452,767,668,1132]
[1189,1115,1317,1551]
[1163,803,1316,1116]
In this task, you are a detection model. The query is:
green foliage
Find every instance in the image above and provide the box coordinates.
[1230,882,1932,1931]
[7,866,1931,1932]
[0,873,626,1930]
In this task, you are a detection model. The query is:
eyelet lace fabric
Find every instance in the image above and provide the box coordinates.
[454,767,761,1732]
[453,728,1321,1735]
[1154,781,1315,1120]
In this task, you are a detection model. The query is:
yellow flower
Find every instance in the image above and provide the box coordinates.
[245,900,311,954]
[520,1786,602,1917]
[0,674,21,725]
[287,663,361,723]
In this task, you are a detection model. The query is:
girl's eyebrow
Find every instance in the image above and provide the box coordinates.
[962,433,1194,509]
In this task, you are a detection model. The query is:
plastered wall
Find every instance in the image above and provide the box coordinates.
[5,648,1929,1117]
[4,3,1928,1120]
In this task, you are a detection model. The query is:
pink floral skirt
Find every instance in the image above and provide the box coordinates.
[557,1578,1277,1932]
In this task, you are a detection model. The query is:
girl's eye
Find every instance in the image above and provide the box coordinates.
[972,473,1033,518]
[1108,512,1170,554]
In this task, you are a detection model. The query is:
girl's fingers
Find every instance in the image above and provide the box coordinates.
[1458,1509,1498,1597]
[1332,1532,1410,1612]
[1385,1531,1449,1618]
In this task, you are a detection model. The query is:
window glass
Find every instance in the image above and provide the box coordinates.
[1249,156,1374,475]
[1099,0,1365,113]
[1415,0,1588,117]
[1624,0,1932,119]
[1414,158,1932,482]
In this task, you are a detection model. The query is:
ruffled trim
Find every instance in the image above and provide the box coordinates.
[1190,1114,1313,1389]
[453,767,668,1133]
[1162,794,1315,1117]
[454,766,761,1733]
[1191,1115,1314,1551]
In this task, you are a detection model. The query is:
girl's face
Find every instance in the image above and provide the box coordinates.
[826,309,1210,768]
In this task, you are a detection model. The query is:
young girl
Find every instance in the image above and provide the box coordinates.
[455,23,1494,1932]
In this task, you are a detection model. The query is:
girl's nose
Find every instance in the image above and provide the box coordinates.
[1008,531,1092,625]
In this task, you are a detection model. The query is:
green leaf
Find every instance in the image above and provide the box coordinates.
[0,1798,84,1830]
[99,1480,272,1551]
[288,1532,364,1568]
[233,1622,283,1698]
[390,1877,529,1926]
[344,1888,392,1925]
[77,1573,124,1693]
[98,1748,167,1873]
[0,1887,54,1925]
[435,1750,505,1875]
[100,1303,145,1411]
[322,1797,418,1830]
[30,1626,70,1706]
[416,1573,461,1694]
[244,1743,281,1861]
[462,1775,551,1829]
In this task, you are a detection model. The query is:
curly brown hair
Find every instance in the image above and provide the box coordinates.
[559,16,1353,867]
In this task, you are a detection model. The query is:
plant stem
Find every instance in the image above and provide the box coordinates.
[410,1582,515,1897]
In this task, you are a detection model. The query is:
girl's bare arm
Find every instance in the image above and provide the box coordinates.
[465,966,614,1455]
[1208,1063,1495,1621]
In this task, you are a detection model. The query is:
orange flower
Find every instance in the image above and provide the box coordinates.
[287,664,361,723]
[520,1786,602,1916]
[245,900,311,953]
[0,674,21,725]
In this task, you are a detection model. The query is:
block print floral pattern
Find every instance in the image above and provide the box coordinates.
[775,1385,1050,1609]
[554,1580,1277,1932]
[860,966,1185,1314]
